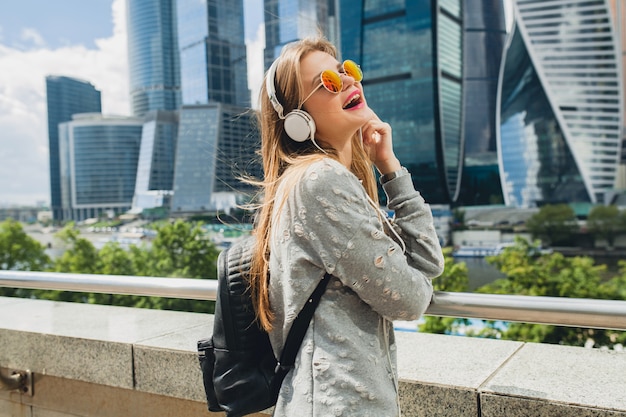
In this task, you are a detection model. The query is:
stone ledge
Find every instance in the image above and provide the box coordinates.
[1,296,625,417]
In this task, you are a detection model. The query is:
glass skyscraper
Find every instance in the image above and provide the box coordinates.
[126,0,181,116]
[126,0,183,217]
[131,111,178,212]
[457,0,507,206]
[58,114,143,221]
[171,0,257,214]
[264,0,339,66]
[340,0,464,204]
[170,104,259,214]
[498,0,624,207]
[177,0,250,107]
[45,76,101,221]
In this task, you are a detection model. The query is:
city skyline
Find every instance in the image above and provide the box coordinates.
[0,0,264,207]
[0,0,507,206]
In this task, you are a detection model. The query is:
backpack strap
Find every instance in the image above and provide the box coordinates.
[274,273,332,375]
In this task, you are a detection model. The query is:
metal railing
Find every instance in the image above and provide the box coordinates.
[1,270,626,330]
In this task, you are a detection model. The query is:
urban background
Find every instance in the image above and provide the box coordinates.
[3,0,626,239]
[2,0,626,348]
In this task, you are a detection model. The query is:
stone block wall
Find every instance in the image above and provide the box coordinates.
[0,296,624,416]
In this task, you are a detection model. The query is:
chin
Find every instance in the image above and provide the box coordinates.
[350,104,372,123]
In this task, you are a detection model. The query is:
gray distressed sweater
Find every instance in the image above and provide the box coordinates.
[268,158,444,417]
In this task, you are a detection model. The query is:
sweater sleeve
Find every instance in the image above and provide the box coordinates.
[382,173,445,278]
[277,159,444,321]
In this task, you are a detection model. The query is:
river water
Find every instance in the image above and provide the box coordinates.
[460,257,506,291]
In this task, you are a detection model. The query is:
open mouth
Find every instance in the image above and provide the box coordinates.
[343,92,363,109]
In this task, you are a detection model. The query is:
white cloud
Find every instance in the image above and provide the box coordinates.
[246,22,265,109]
[0,0,129,207]
[20,28,46,48]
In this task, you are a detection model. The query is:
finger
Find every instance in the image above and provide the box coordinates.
[365,125,390,144]
[362,120,385,137]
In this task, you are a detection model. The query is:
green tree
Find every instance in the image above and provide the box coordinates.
[99,242,135,276]
[586,205,624,248]
[0,219,51,297]
[34,224,101,303]
[0,219,220,313]
[87,242,154,308]
[150,219,219,279]
[601,260,626,300]
[31,221,220,313]
[147,220,219,313]
[476,238,625,348]
[419,248,471,334]
[0,219,51,271]
[482,238,606,297]
[127,244,153,277]
[52,225,101,274]
[525,204,578,246]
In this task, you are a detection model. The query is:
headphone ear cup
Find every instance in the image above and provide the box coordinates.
[284,109,316,142]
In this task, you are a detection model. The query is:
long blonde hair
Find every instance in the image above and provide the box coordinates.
[250,37,378,331]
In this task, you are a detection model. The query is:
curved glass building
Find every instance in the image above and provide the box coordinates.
[126,0,181,116]
[498,0,624,207]
[608,0,626,190]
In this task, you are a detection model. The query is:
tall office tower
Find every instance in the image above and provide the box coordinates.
[46,76,102,221]
[170,103,260,215]
[126,0,181,117]
[126,0,182,217]
[264,0,339,67]
[177,0,250,107]
[131,111,178,213]
[58,114,143,221]
[498,0,624,207]
[457,0,507,206]
[340,0,464,204]
[172,0,257,214]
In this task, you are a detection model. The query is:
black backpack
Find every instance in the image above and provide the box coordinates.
[197,236,330,417]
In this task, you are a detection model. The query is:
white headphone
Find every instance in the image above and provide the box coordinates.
[266,58,316,143]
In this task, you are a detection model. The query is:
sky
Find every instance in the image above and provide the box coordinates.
[0,0,265,207]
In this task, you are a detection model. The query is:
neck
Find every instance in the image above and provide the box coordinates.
[335,140,353,169]
[316,133,353,168]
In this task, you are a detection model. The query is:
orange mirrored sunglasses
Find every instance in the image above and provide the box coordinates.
[318,60,363,93]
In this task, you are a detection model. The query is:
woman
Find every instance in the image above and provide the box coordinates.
[250,36,444,416]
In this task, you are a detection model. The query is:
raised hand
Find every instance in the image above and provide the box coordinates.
[361,111,401,175]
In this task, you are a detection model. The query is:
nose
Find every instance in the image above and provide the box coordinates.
[340,73,356,91]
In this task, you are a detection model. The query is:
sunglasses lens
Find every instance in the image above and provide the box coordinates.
[321,70,342,93]
[343,60,363,82]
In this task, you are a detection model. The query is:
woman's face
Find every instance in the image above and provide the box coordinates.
[299,50,372,145]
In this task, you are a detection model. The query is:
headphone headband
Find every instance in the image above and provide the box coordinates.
[266,59,285,118]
